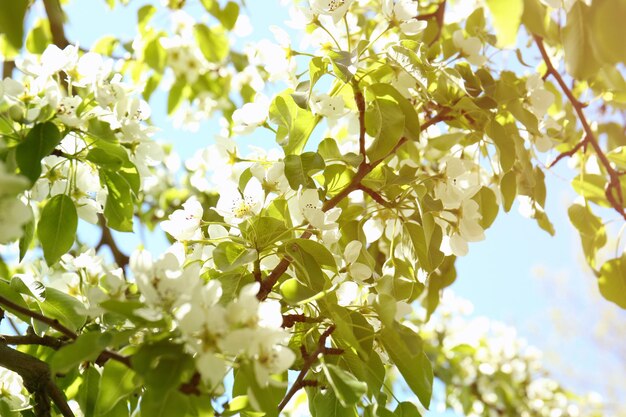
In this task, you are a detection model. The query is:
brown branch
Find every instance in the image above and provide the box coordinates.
[534,35,626,221]
[97,214,130,269]
[277,325,339,412]
[0,343,75,417]
[42,0,69,49]
[0,295,77,340]
[1,334,65,350]
[358,184,393,207]
[281,314,323,328]
[352,80,367,158]
[547,136,587,168]
[256,107,453,301]
[0,295,132,368]
[416,0,447,44]
[3,60,15,78]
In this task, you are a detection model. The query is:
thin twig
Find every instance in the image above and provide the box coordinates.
[416,0,447,44]
[0,334,65,349]
[534,35,626,220]
[358,184,393,207]
[277,325,341,412]
[352,80,367,158]
[0,295,77,340]
[281,314,323,328]
[97,214,130,269]
[256,107,453,301]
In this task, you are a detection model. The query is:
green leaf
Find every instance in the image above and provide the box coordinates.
[364,84,419,162]
[77,367,100,417]
[394,402,422,417]
[50,332,113,373]
[38,287,87,332]
[590,0,626,65]
[500,171,517,212]
[562,1,600,80]
[379,324,432,408]
[37,194,78,266]
[309,388,358,417]
[167,78,186,115]
[285,241,327,292]
[194,23,229,63]
[270,93,318,155]
[472,186,499,229]
[86,139,130,171]
[309,56,327,92]
[323,364,367,407]
[16,122,62,184]
[486,120,516,172]
[216,2,240,30]
[25,18,52,54]
[404,215,444,273]
[521,0,548,37]
[280,277,319,304]
[0,279,31,323]
[598,256,626,309]
[285,238,337,272]
[144,36,166,72]
[568,204,606,267]
[137,4,157,33]
[18,212,34,261]
[233,364,286,417]
[96,361,140,416]
[284,152,325,190]
[133,341,194,393]
[241,216,289,251]
[102,170,135,232]
[0,0,28,49]
[485,0,523,47]
[213,241,257,272]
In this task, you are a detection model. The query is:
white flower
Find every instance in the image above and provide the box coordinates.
[526,74,555,118]
[442,199,485,257]
[215,177,265,224]
[434,157,481,208]
[383,0,427,35]
[232,95,270,135]
[0,198,32,244]
[161,197,204,241]
[56,96,84,128]
[452,30,486,66]
[250,162,291,195]
[310,93,345,119]
[309,0,354,23]
[0,161,30,197]
[343,241,372,282]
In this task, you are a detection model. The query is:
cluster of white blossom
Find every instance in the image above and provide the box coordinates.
[14,247,125,317]
[129,243,294,391]
[0,44,160,231]
[0,162,31,244]
[434,156,486,257]
[422,292,608,417]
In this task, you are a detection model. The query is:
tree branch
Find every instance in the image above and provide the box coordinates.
[0,342,75,417]
[534,35,626,221]
[1,334,65,350]
[277,325,342,412]
[0,295,132,368]
[256,107,453,301]
[352,80,367,158]
[416,0,447,44]
[0,295,77,340]
[42,0,69,49]
[97,214,130,269]
[358,184,393,207]
[3,60,15,78]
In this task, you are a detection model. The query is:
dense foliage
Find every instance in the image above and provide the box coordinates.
[0,0,624,416]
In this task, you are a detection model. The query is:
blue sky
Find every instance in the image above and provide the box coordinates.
[5,0,623,412]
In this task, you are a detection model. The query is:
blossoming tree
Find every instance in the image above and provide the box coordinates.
[0,0,623,416]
